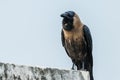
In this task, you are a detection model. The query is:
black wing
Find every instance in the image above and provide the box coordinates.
[83,25,92,54]
[61,29,70,57]
[61,30,65,47]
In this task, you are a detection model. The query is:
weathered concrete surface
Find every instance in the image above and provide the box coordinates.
[0,62,90,80]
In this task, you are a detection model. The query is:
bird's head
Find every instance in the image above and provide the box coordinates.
[61,11,75,31]
[61,11,82,31]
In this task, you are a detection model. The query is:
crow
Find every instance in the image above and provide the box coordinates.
[60,11,94,80]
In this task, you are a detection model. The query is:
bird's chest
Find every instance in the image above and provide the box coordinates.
[65,37,84,53]
[64,30,84,51]
[63,29,87,60]
[65,36,86,60]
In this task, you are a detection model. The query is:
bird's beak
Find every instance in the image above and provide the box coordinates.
[61,13,67,17]
[60,13,70,19]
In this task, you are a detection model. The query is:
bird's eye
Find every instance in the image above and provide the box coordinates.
[63,18,68,24]
[68,14,71,17]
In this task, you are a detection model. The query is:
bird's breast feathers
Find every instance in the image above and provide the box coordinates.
[65,38,87,60]
[63,26,87,60]
[63,25,84,41]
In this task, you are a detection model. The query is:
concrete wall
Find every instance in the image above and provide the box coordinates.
[0,62,90,80]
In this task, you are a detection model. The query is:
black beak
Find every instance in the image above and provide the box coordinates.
[60,13,69,19]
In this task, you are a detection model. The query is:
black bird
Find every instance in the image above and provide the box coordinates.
[60,11,94,80]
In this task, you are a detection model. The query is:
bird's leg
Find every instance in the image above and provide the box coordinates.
[76,61,82,70]
[71,63,75,70]
[77,64,82,70]
[71,59,76,70]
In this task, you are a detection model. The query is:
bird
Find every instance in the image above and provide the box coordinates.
[60,11,94,80]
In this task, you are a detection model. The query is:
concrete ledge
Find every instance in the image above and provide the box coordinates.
[0,62,90,80]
